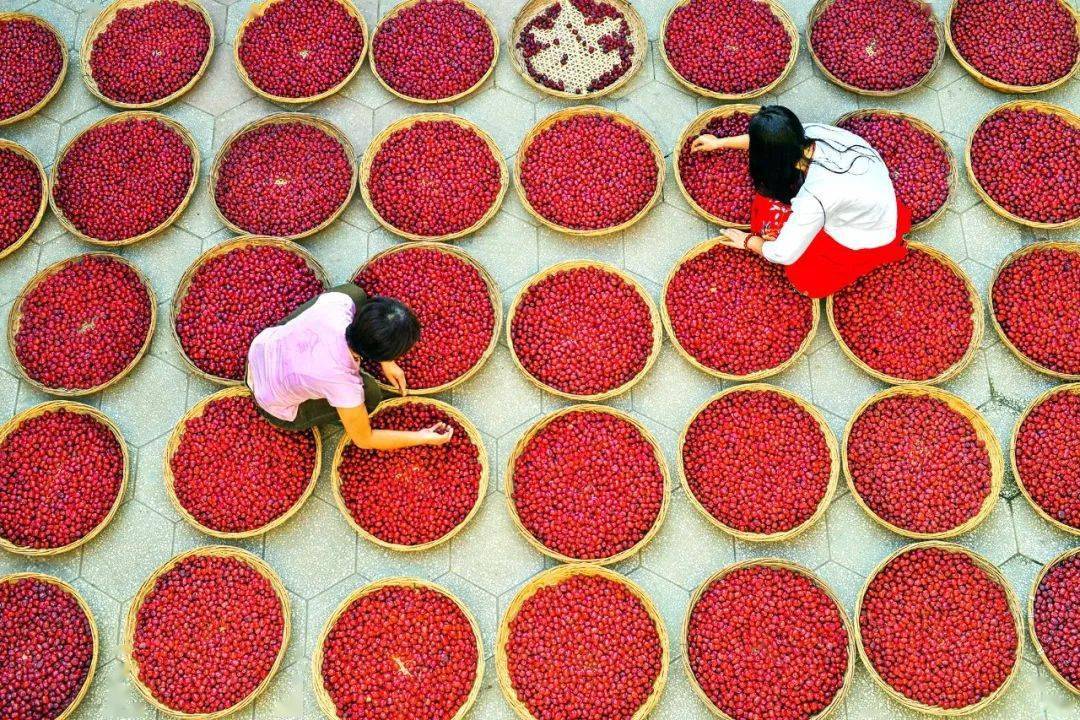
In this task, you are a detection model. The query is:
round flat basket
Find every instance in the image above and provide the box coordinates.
[0,13,68,126]
[49,110,200,245]
[854,541,1023,715]
[0,139,48,261]
[495,564,670,720]
[80,0,215,108]
[359,112,507,242]
[966,101,1080,230]
[1010,383,1080,536]
[514,106,665,237]
[311,576,485,720]
[163,386,322,539]
[682,559,857,719]
[841,384,1002,540]
[506,259,663,401]
[826,242,983,385]
[170,235,329,385]
[330,396,489,552]
[351,242,502,395]
[8,252,157,396]
[1029,547,1080,696]
[121,546,290,719]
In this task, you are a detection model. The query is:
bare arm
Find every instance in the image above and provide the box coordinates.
[338,404,452,451]
[691,134,750,153]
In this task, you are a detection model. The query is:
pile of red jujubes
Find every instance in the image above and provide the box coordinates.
[170,394,317,534]
[665,244,814,377]
[0,147,42,252]
[1014,389,1080,529]
[214,122,353,237]
[832,249,974,381]
[663,0,792,95]
[1033,554,1080,689]
[838,114,951,224]
[970,107,1080,225]
[372,0,495,101]
[237,0,365,99]
[992,247,1080,375]
[859,547,1018,709]
[175,244,323,380]
[519,114,658,231]
[678,112,754,224]
[367,120,502,237]
[337,402,482,547]
[687,566,849,720]
[320,585,479,720]
[0,578,95,720]
[506,574,663,719]
[810,0,938,92]
[510,266,654,396]
[847,394,992,534]
[683,390,832,536]
[14,255,153,391]
[353,247,496,390]
[52,117,194,242]
[511,410,665,560]
[89,0,211,104]
[132,555,284,715]
[0,17,64,122]
[950,0,1080,88]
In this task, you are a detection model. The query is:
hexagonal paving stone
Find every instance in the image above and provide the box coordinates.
[826,494,908,577]
[452,346,543,437]
[630,344,723,432]
[623,202,708,285]
[265,497,356,598]
[1012,496,1075,565]
[627,566,690,659]
[448,492,543,596]
[80,500,175,600]
[456,87,537,158]
[808,340,887,418]
[641,490,734,592]
[100,356,190,447]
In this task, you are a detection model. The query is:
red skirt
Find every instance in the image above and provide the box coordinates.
[750,194,911,298]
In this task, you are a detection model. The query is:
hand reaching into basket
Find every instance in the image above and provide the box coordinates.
[380,360,408,396]
[691,134,750,153]
[717,228,766,255]
[417,422,454,446]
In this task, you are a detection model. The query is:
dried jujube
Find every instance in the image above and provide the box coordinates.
[1014,389,1080,530]
[1033,553,1080,690]
[0,147,43,252]
[677,112,754,225]
[0,17,63,122]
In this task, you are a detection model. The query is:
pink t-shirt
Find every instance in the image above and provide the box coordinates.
[247,293,365,421]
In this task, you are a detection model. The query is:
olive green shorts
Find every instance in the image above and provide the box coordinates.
[253,372,386,431]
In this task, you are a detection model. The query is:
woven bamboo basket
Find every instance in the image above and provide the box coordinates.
[682,559,856,719]
[0,139,48,261]
[163,386,322,539]
[841,385,1002,539]
[504,404,671,565]
[966,101,1080,230]
[0,573,98,720]
[350,242,502,395]
[330,396,489,552]
[826,242,983,386]
[311,576,485,720]
[659,0,799,99]
[49,111,200,245]
[170,235,329,385]
[8,252,157,396]
[495,564,670,720]
[370,0,498,104]
[121,546,290,719]
[1029,547,1080,697]
[233,0,368,104]
[678,385,839,543]
[945,0,1080,94]
[807,0,944,96]
[661,236,820,381]
[514,106,665,236]
[0,13,67,126]
[506,260,663,401]
[210,113,358,241]
[989,242,1080,380]
[1010,383,1080,536]
[359,113,507,242]
[508,0,649,101]
[81,0,215,108]
[855,541,1023,716]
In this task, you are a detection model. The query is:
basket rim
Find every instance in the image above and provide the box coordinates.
[513,106,665,237]
[0,13,68,126]
[80,0,216,109]
[7,252,158,397]
[494,564,670,720]
[120,545,291,719]
[853,540,1024,716]
[681,558,857,720]
[1028,547,1080,697]
[310,576,486,720]
[0,139,49,262]
[677,384,840,543]
[329,396,489,552]
[505,259,664,401]
[358,112,508,242]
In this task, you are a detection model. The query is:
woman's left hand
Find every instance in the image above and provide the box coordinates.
[380,361,408,395]
[717,228,750,249]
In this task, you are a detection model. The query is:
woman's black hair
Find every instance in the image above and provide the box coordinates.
[345,297,420,362]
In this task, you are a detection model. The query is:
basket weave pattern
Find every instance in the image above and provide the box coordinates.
[1010,383,1080,536]
[0,139,49,261]
[0,13,68,126]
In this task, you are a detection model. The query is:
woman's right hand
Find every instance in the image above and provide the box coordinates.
[691,134,725,153]
[417,422,454,446]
